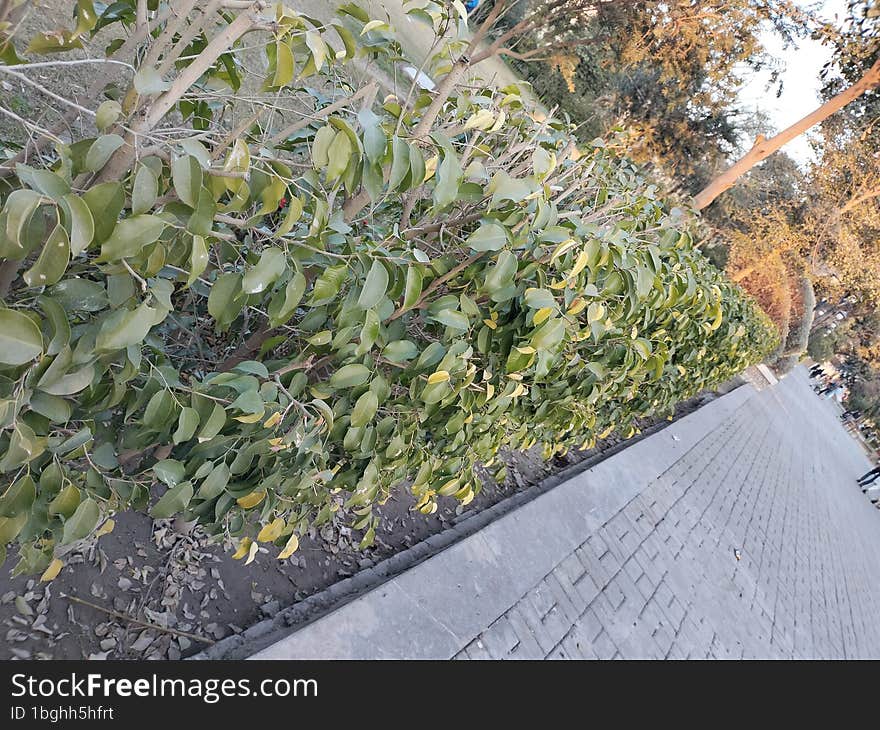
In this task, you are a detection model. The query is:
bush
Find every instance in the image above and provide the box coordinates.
[0,1,777,575]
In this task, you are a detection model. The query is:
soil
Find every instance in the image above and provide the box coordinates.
[0,377,742,660]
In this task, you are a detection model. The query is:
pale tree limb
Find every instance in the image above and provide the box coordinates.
[694,58,880,210]
[95,2,265,184]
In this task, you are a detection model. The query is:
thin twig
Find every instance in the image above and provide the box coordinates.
[62,593,216,645]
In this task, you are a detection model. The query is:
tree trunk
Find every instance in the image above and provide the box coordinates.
[693,58,880,211]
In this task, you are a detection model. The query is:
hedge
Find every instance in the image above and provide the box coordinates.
[0,0,778,575]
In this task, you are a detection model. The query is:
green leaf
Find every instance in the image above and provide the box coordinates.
[15,164,70,199]
[197,403,226,442]
[173,407,200,444]
[333,22,357,59]
[242,247,286,294]
[483,250,518,293]
[154,459,185,486]
[308,264,347,306]
[39,362,95,396]
[273,40,295,87]
[23,224,70,288]
[48,484,80,518]
[27,31,83,54]
[356,308,380,355]
[311,125,335,169]
[350,390,378,427]
[187,235,209,287]
[99,214,167,261]
[85,134,124,172]
[197,463,229,500]
[95,301,158,352]
[431,308,469,330]
[524,287,556,309]
[172,154,203,208]
[143,389,174,429]
[50,279,107,312]
[402,265,423,310]
[0,475,36,518]
[268,271,306,327]
[28,391,71,423]
[382,339,419,363]
[433,148,462,210]
[82,182,124,244]
[326,130,352,181]
[62,194,95,255]
[330,364,371,389]
[207,272,244,330]
[61,498,99,544]
[466,221,507,252]
[38,295,70,356]
[389,136,410,191]
[357,259,389,309]
[150,481,193,519]
[0,309,43,366]
[131,163,159,215]
[275,196,303,237]
[4,189,42,253]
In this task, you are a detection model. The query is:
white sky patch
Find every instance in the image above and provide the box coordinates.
[735,0,848,165]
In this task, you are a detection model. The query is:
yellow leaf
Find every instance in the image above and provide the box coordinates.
[455,484,475,506]
[567,297,587,315]
[533,307,552,325]
[40,558,63,582]
[551,238,578,261]
[549,279,568,290]
[232,537,253,560]
[245,540,259,565]
[485,383,495,399]
[515,346,536,355]
[511,382,526,398]
[437,477,460,496]
[424,155,438,181]
[489,110,506,133]
[278,532,299,559]
[237,490,266,509]
[463,108,495,131]
[95,519,115,537]
[482,318,497,330]
[569,249,590,279]
[263,412,282,428]
[427,370,451,384]
[234,412,264,423]
[257,517,285,543]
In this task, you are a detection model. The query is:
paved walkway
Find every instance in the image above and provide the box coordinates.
[251,368,880,659]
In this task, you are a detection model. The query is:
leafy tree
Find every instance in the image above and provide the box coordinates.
[487,0,816,190]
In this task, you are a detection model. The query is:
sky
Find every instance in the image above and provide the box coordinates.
[736,0,850,165]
